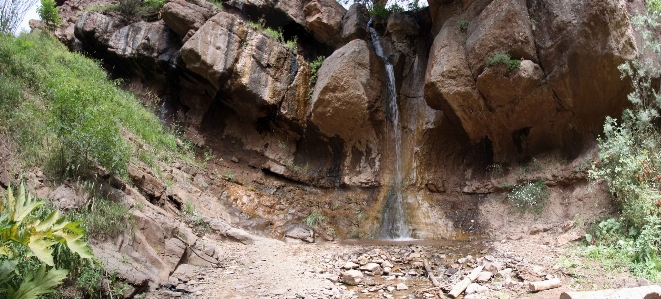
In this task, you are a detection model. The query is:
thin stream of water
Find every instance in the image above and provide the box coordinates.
[370,25,410,239]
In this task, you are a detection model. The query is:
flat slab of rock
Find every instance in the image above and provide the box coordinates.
[560,285,661,299]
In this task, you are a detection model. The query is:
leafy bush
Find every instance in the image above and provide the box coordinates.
[37,0,60,31]
[486,52,521,71]
[508,180,549,214]
[0,183,94,299]
[587,9,661,280]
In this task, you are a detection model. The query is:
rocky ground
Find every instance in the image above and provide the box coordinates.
[143,226,650,299]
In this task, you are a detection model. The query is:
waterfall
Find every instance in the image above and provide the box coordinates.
[369,24,411,239]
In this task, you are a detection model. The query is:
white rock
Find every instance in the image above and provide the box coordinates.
[382,260,394,268]
[476,271,493,282]
[383,267,392,275]
[360,263,381,272]
[342,270,363,286]
[396,283,408,290]
[498,268,513,278]
[466,283,481,294]
[343,261,359,269]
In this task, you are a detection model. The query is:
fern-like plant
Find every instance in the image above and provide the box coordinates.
[0,183,94,299]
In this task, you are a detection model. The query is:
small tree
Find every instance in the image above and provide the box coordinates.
[0,0,38,33]
[37,0,60,32]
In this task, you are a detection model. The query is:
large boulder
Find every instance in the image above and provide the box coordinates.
[341,3,369,41]
[161,0,220,40]
[181,12,303,119]
[74,12,180,74]
[424,0,637,160]
[531,0,636,123]
[309,39,383,186]
[424,16,488,142]
[304,0,346,47]
[310,39,382,141]
[465,0,537,78]
[476,60,543,107]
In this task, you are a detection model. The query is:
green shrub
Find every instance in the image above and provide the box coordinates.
[587,9,661,280]
[649,0,661,12]
[37,0,61,31]
[486,52,521,71]
[305,211,325,227]
[307,56,325,99]
[457,18,469,32]
[507,180,549,214]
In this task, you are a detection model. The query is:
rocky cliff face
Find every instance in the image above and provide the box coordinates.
[53,0,641,240]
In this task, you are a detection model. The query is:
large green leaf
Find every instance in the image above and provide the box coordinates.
[53,230,94,259]
[33,210,60,232]
[12,184,44,223]
[27,237,56,266]
[7,265,68,299]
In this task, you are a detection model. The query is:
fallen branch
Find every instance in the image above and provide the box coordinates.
[527,278,561,292]
[448,266,483,298]
[423,259,440,287]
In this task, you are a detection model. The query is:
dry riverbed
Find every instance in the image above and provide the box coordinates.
[145,231,648,299]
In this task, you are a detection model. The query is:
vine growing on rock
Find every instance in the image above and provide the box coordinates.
[587,3,661,280]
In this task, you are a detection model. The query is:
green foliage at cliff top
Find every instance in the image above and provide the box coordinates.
[0,33,192,178]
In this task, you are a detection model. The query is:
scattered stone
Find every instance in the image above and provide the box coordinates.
[360,263,381,272]
[343,261,359,269]
[382,260,393,268]
[342,270,363,286]
[231,157,239,163]
[484,261,505,273]
[383,267,392,275]
[476,271,493,283]
[396,283,408,291]
[498,268,513,278]
[466,283,481,294]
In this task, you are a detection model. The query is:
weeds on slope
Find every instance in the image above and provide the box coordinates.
[0,32,193,180]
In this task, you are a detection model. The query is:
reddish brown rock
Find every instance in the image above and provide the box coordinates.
[341,3,369,41]
[465,0,537,78]
[304,0,346,47]
[424,16,488,141]
[531,0,636,123]
[476,60,543,107]
[309,39,384,186]
[161,0,220,39]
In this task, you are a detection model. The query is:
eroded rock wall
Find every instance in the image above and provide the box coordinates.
[52,0,643,241]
